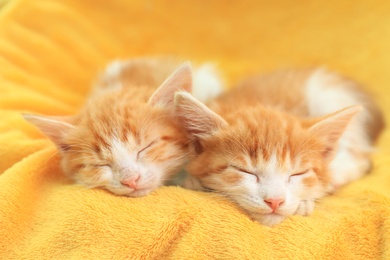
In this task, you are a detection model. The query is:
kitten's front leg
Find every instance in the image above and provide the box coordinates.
[295,199,315,216]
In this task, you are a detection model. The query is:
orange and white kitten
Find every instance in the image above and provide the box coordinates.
[23,58,222,197]
[175,68,384,226]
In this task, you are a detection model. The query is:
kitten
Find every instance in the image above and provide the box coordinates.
[23,58,222,197]
[175,68,384,226]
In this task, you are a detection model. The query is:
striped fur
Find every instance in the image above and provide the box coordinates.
[176,68,384,226]
[24,58,201,197]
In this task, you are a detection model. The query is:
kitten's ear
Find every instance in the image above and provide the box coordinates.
[174,91,227,138]
[23,114,75,151]
[308,106,362,159]
[148,62,192,107]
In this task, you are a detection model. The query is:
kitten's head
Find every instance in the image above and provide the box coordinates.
[24,64,192,197]
[175,92,359,226]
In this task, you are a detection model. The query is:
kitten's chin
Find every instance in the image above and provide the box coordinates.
[251,213,287,227]
[125,189,154,197]
[105,186,154,198]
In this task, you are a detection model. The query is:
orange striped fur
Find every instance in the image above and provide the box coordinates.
[175,68,384,226]
[24,58,194,197]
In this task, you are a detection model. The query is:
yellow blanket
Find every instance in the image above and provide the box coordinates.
[0,0,389,259]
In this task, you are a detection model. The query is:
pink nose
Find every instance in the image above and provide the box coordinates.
[264,198,285,211]
[121,175,140,189]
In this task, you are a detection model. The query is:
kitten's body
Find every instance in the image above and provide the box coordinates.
[175,68,384,226]
[209,69,384,189]
[95,58,222,103]
[24,58,222,197]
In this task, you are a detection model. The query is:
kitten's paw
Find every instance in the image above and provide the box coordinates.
[295,199,315,216]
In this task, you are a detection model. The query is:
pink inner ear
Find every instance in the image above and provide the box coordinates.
[174,91,228,138]
[148,62,192,107]
[308,106,361,160]
[23,114,75,150]
[194,140,203,154]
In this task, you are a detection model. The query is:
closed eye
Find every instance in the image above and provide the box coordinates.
[291,169,309,177]
[91,164,111,168]
[230,165,259,182]
[289,169,309,181]
[137,141,156,159]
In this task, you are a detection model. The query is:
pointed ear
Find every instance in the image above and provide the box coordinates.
[308,106,362,159]
[148,62,192,107]
[174,91,227,138]
[23,114,75,151]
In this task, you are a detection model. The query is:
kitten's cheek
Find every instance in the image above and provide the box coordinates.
[294,199,315,216]
[99,167,113,183]
[75,167,103,187]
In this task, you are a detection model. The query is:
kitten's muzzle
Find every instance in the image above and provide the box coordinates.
[264,198,285,212]
[121,175,140,190]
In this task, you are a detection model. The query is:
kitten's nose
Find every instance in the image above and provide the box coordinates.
[264,198,285,211]
[121,175,140,189]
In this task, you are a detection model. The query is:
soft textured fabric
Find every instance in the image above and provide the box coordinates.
[0,0,389,259]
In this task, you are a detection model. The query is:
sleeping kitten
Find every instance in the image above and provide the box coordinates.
[175,68,384,226]
[23,58,222,197]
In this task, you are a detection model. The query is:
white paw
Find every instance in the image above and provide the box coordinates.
[295,199,315,216]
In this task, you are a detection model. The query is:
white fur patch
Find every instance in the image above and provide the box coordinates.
[261,153,288,200]
[104,60,124,78]
[305,69,373,187]
[192,64,223,103]
[304,69,371,150]
[329,147,371,187]
[100,167,113,182]
[263,153,279,176]
[110,136,136,170]
[305,69,358,116]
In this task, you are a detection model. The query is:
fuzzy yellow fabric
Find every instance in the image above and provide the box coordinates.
[0,0,389,259]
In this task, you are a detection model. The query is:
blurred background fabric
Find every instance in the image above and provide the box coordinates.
[0,0,389,259]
